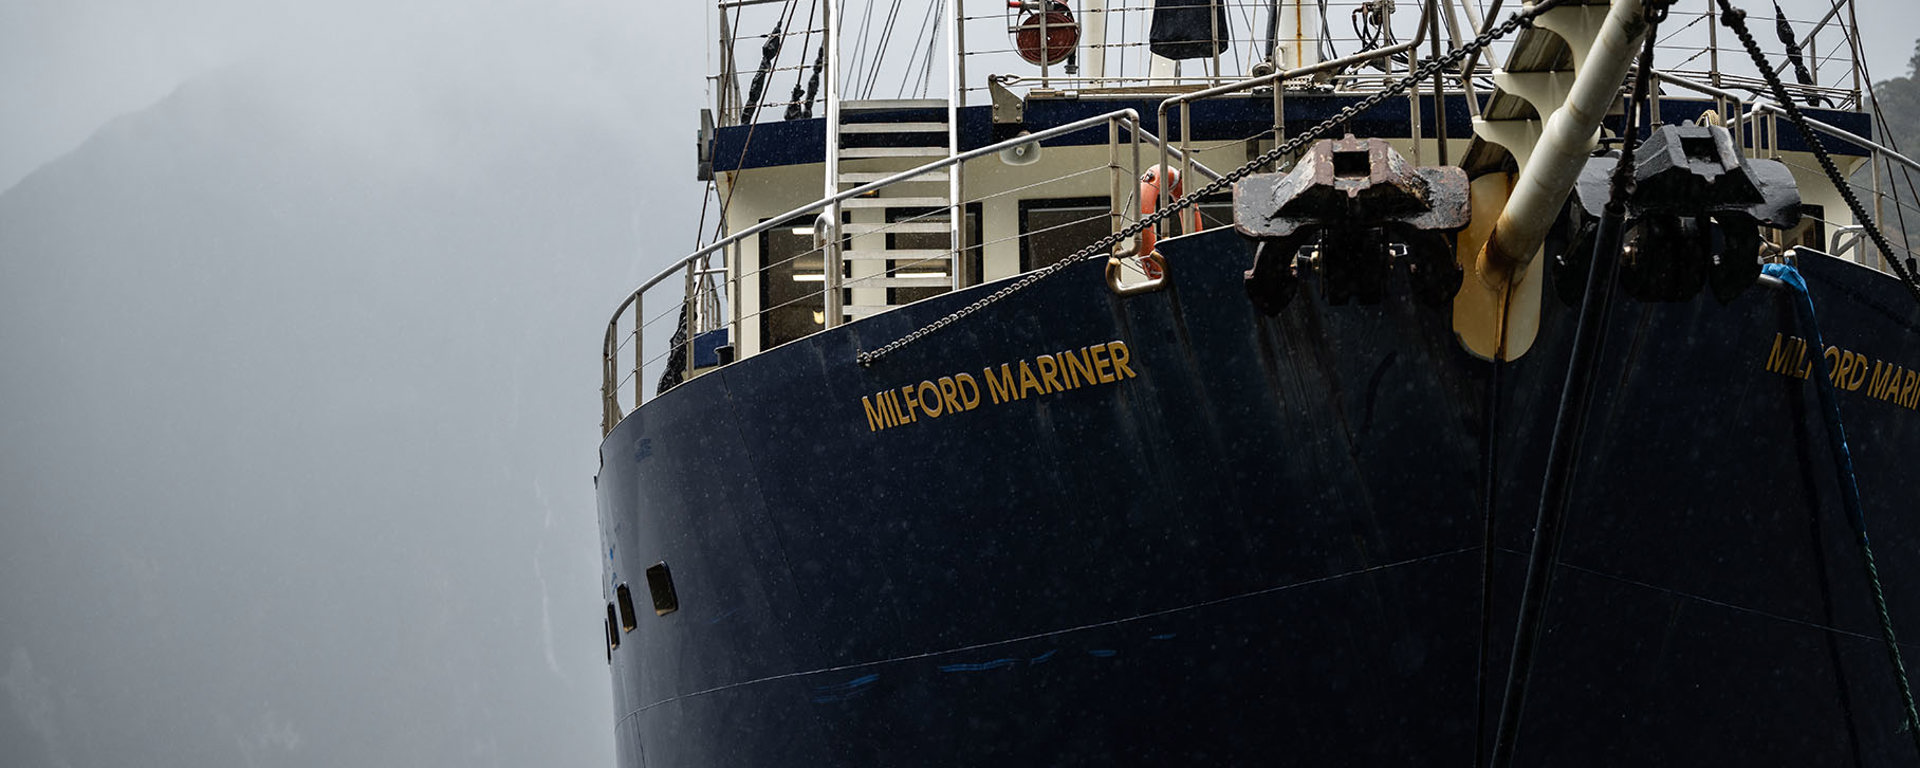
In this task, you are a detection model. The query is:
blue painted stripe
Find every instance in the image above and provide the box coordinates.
[938,658,1020,673]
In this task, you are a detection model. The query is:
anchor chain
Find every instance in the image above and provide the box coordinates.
[857,0,1565,366]
[1714,0,1920,310]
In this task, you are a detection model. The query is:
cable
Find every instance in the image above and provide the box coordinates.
[1472,353,1504,768]
[862,0,907,98]
[1853,19,1919,272]
[1486,8,1664,765]
[860,0,1564,365]
[1714,0,1920,311]
[785,0,824,119]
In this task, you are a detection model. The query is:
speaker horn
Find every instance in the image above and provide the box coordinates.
[999,132,1043,166]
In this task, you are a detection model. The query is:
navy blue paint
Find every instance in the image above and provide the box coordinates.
[692,329,729,368]
[598,226,1920,765]
[709,98,1871,173]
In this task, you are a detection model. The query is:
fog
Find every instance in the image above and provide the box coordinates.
[1,1,1914,766]
[1,2,702,766]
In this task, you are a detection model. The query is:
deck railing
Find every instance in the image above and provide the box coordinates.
[604,108,1196,434]
[708,0,1865,128]
[1652,69,1919,269]
[609,1,1892,435]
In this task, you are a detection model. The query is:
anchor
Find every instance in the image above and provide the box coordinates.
[1554,123,1801,305]
[1233,135,1469,314]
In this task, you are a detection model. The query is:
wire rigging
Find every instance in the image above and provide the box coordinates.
[786,0,825,119]
[1713,0,1920,310]
[861,0,1565,365]
[1850,10,1920,272]
[862,0,908,98]
[1716,2,1920,758]
[1485,8,1664,765]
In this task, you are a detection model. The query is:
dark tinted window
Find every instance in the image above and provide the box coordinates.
[884,203,983,303]
[758,216,830,350]
[646,562,679,616]
[606,604,619,650]
[616,584,638,631]
[1019,197,1113,272]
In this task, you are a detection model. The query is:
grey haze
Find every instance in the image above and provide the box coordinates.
[2,1,1917,767]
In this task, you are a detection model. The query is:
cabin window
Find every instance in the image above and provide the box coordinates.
[1777,203,1826,252]
[616,584,639,631]
[1019,197,1113,272]
[758,214,849,350]
[885,202,983,303]
[606,604,620,650]
[646,561,679,616]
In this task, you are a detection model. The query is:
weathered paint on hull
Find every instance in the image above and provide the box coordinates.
[598,228,1920,766]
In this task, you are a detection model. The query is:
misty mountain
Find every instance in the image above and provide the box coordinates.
[1867,39,1920,257]
[0,46,698,767]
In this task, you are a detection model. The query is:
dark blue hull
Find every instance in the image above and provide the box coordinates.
[597,229,1920,765]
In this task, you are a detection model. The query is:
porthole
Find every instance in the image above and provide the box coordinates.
[606,604,620,650]
[616,584,639,632]
[646,562,678,616]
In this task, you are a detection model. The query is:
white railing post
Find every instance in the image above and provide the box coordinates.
[823,0,845,327]
[949,0,966,289]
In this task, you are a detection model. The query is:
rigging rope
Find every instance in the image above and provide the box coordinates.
[862,0,907,98]
[1485,7,1664,765]
[715,0,801,234]
[1714,0,1920,312]
[858,0,1565,365]
[1853,20,1920,275]
[1472,354,1504,768]
[739,21,788,124]
[785,0,824,120]
[1768,2,1824,106]
[1764,260,1920,759]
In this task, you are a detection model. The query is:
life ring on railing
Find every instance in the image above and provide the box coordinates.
[1138,166,1204,277]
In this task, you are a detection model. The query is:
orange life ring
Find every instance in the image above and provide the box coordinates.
[1138,166,1204,277]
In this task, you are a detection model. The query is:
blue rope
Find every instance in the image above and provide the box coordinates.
[1763,262,1920,752]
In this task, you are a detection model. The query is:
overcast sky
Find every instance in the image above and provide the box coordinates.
[3,0,1916,193]
[1,1,1916,767]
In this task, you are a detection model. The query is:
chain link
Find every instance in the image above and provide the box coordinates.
[858,0,1560,366]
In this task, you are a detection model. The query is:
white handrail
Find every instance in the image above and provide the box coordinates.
[603,107,1206,432]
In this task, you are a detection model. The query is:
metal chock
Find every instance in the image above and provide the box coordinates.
[1554,123,1801,304]
[1233,135,1469,313]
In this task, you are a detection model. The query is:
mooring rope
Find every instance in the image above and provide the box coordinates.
[1764,261,1920,758]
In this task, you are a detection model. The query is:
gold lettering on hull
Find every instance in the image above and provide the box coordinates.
[859,341,1141,432]
[1761,333,1920,414]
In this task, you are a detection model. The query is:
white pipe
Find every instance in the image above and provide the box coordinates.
[1083,0,1107,80]
[1277,0,1321,70]
[823,0,844,327]
[948,0,964,289]
[1479,0,1650,272]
